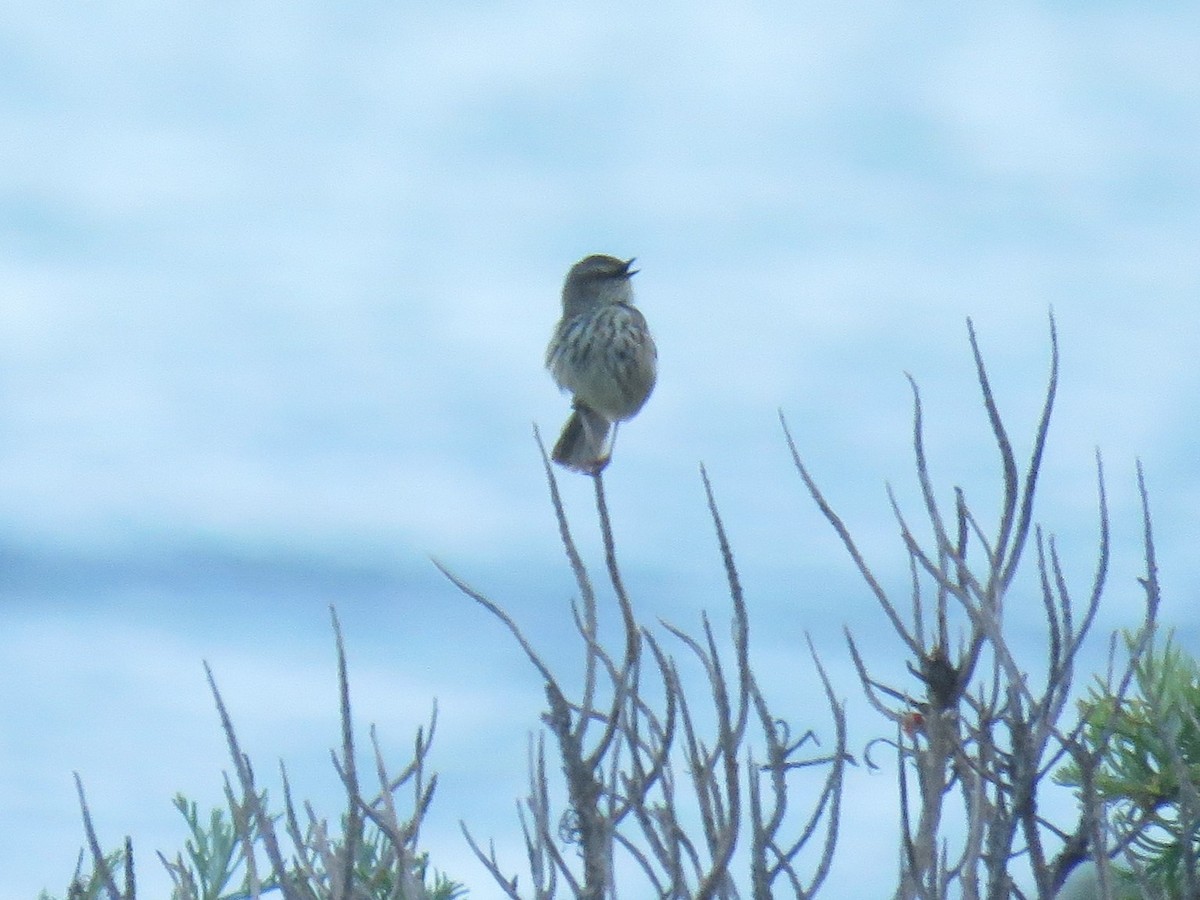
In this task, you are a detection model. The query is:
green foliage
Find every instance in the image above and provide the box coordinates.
[38,849,125,900]
[1058,632,1200,894]
[158,791,280,899]
[350,826,468,900]
[47,791,466,900]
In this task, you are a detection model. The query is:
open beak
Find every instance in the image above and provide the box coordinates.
[623,257,639,277]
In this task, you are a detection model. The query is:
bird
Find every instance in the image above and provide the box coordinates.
[545,254,658,474]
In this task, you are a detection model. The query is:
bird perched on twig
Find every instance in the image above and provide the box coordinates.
[545,254,658,474]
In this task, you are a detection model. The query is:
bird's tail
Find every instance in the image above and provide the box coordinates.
[551,404,614,474]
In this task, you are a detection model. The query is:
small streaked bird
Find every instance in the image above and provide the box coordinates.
[545,254,658,474]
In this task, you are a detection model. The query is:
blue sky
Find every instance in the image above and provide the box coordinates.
[2,2,1198,897]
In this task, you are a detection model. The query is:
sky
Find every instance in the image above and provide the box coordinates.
[1,2,1198,897]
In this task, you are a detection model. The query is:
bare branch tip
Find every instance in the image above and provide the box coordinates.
[903,372,922,404]
[778,409,795,441]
